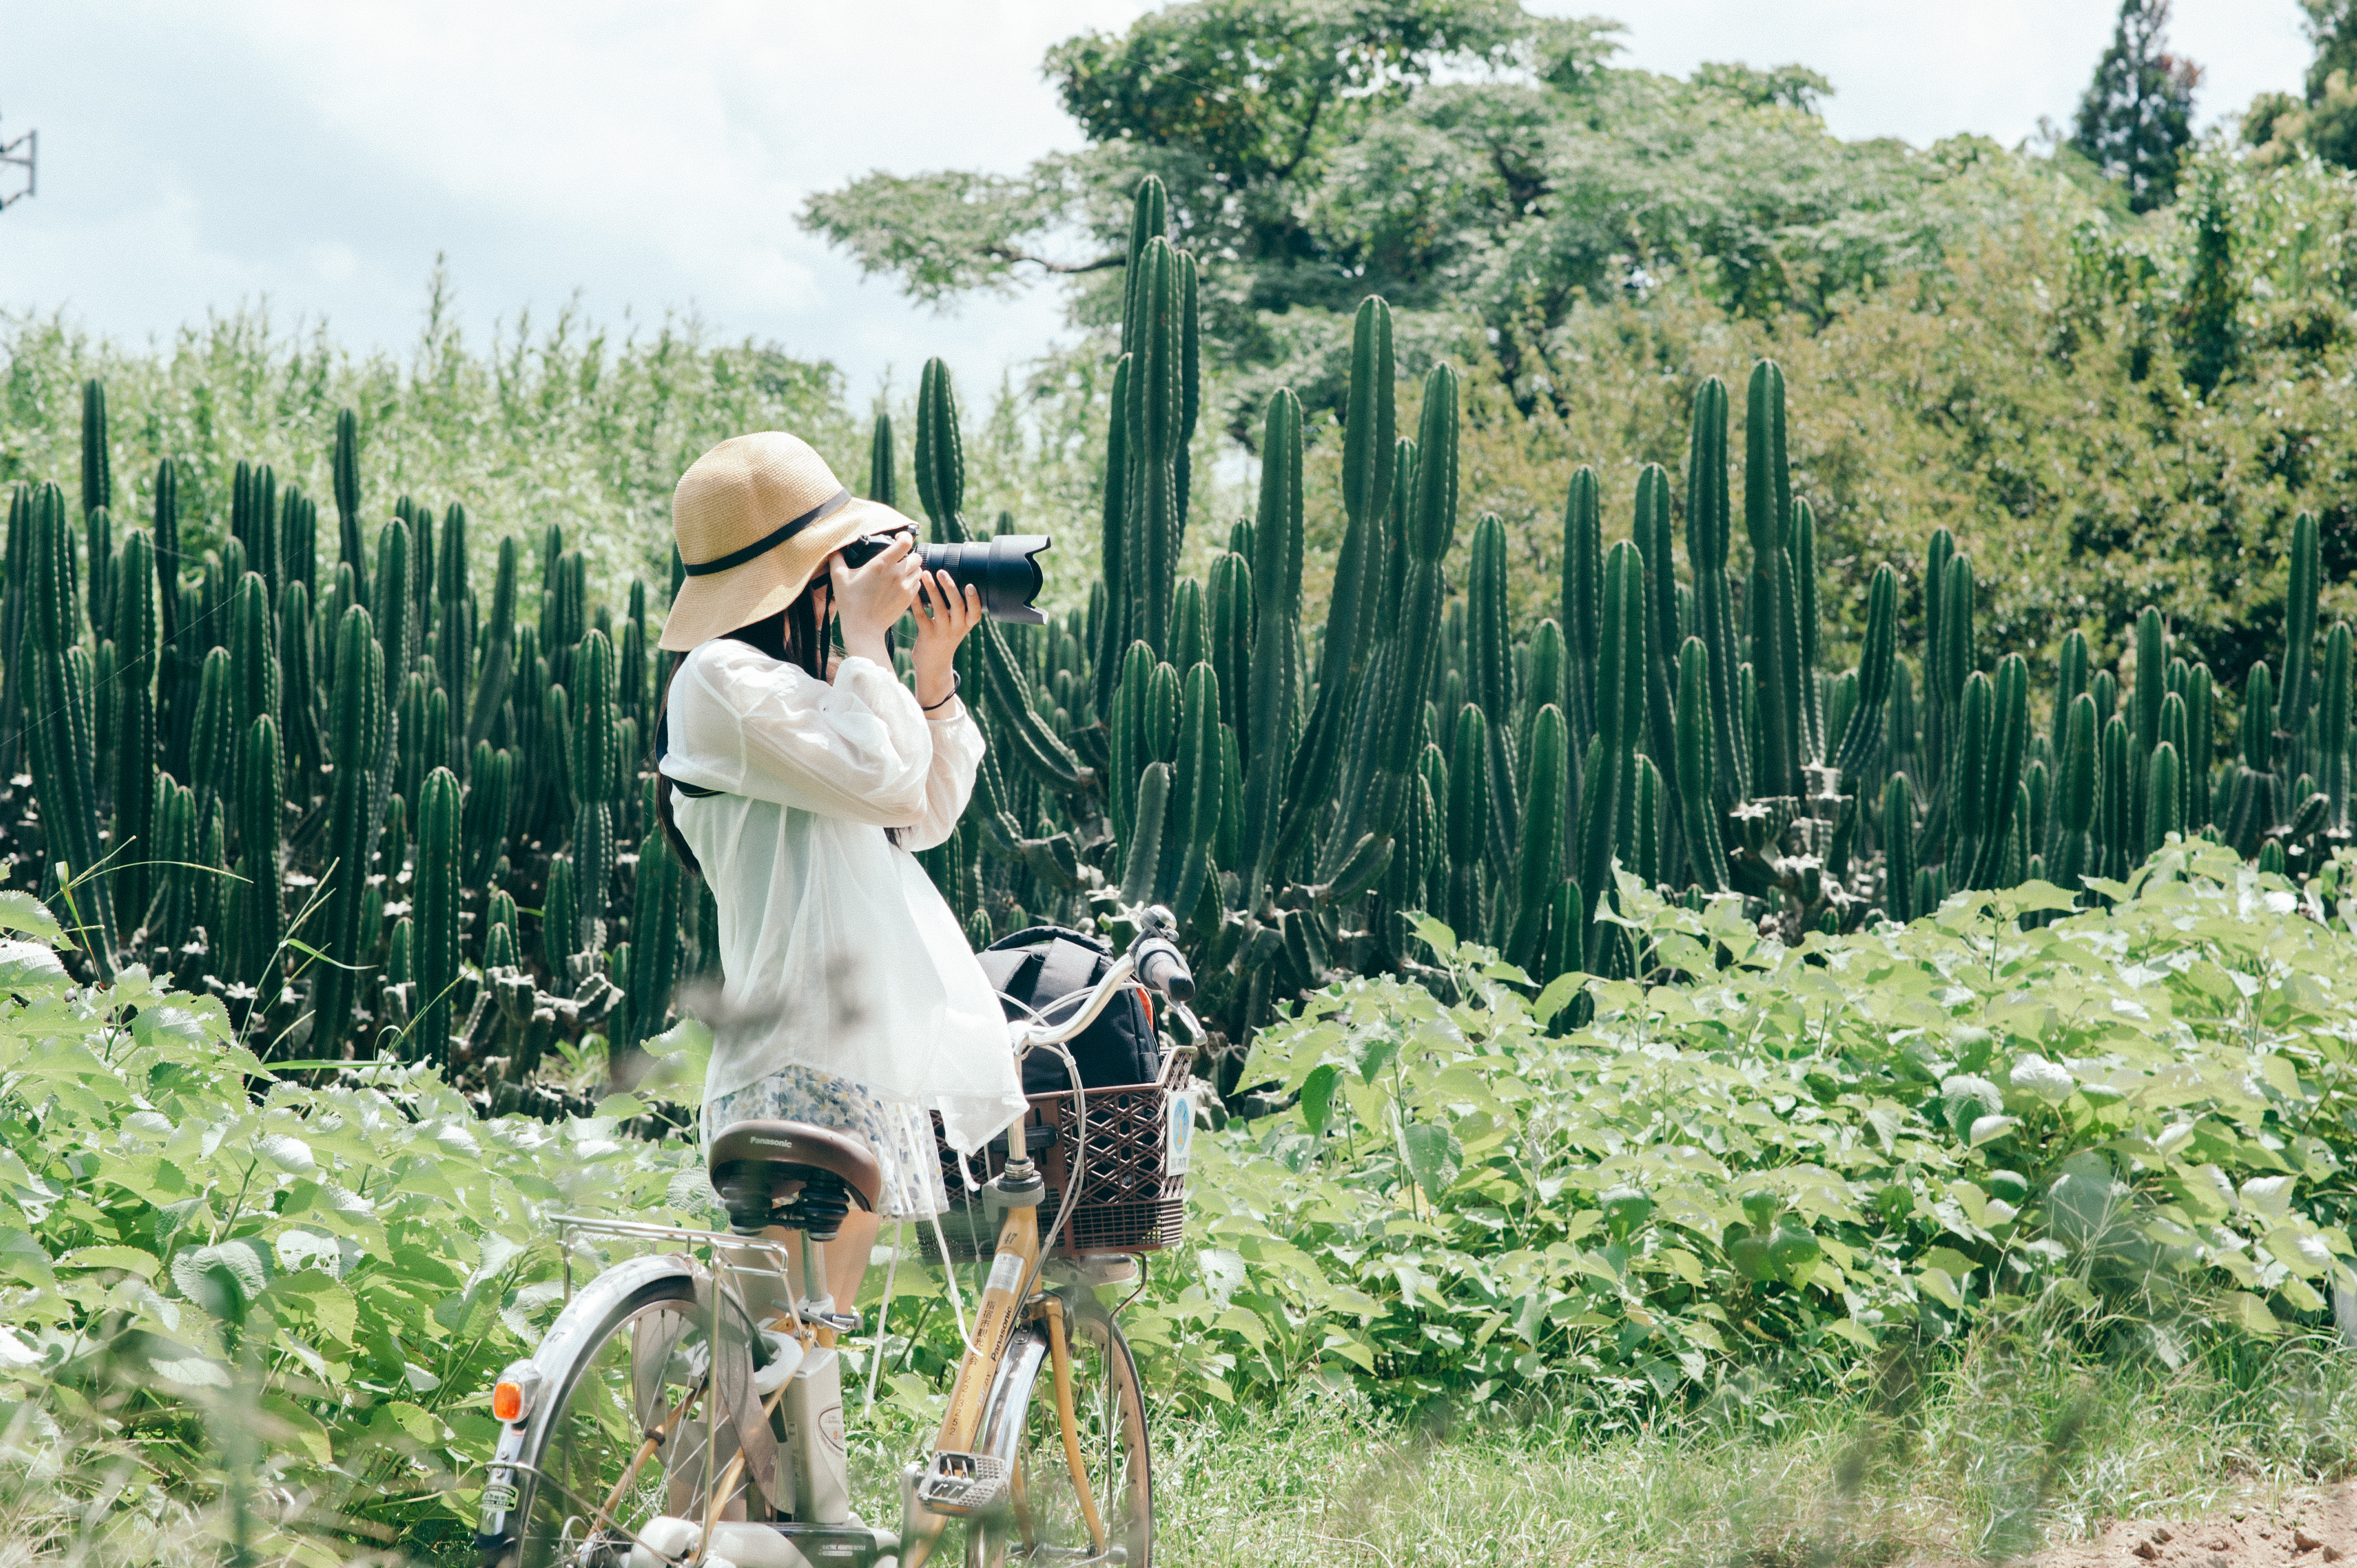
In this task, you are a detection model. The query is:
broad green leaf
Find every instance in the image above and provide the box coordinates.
[258,1133,317,1176]
[1299,1063,1342,1136]
[0,890,64,941]
[1401,1120,1462,1201]
[2226,1292,2282,1338]
[2262,1226,2332,1279]
[59,1245,160,1278]
[171,1239,272,1318]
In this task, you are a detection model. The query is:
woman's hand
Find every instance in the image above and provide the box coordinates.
[828,533,921,672]
[911,568,984,711]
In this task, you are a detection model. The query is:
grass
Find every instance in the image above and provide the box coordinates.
[11,1313,2349,1566]
[1151,1322,2357,1567]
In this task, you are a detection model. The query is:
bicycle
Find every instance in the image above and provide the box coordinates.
[472,908,1200,1568]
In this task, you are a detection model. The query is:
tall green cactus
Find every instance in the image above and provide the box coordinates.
[1165,662,1224,919]
[1208,551,1251,736]
[414,765,461,1063]
[1,487,30,784]
[1095,352,1134,719]
[111,529,158,926]
[1794,497,1824,764]
[1675,638,1728,894]
[333,409,366,589]
[464,742,514,886]
[1744,361,1803,798]
[1577,541,1648,975]
[1833,564,1898,787]
[2099,711,2134,879]
[150,776,196,958]
[569,628,621,953]
[1562,465,1602,760]
[279,581,321,802]
[1684,378,1747,805]
[81,380,111,518]
[868,412,897,507]
[2147,741,2184,849]
[1947,670,1994,886]
[25,483,116,972]
[1506,703,1568,968]
[1274,296,1392,869]
[1368,368,1462,852]
[1881,773,1917,920]
[235,715,284,994]
[1632,463,1680,847]
[437,504,474,757]
[467,535,519,749]
[315,606,385,1058]
[1446,705,1490,940]
[2050,629,2088,749]
[542,853,577,977]
[1124,235,1187,657]
[1239,390,1303,906]
[2323,622,2351,829]
[1968,653,2030,889]
[1466,513,1520,882]
[624,824,686,1051]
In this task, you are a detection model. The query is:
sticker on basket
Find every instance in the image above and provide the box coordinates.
[1166,1089,1195,1175]
[985,1250,1026,1297]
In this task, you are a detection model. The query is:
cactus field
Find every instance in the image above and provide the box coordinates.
[0,177,2350,1119]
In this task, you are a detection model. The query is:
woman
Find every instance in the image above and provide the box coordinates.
[654,431,1026,1314]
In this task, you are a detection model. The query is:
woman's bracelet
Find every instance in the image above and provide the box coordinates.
[922,672,961,713]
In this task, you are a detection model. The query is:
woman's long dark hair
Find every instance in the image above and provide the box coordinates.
[653,579,899,877]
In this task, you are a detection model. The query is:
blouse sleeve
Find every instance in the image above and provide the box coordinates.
[902,698,985,852]
[660,644,935,827]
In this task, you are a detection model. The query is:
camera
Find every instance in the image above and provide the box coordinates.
[838,531,1051,625]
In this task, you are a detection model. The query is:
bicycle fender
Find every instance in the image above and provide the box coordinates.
[693,1268,781,1508]
[974,1328,1049,1468]
[477,1253,701,1550]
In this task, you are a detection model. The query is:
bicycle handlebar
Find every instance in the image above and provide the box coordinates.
[1134,937,1193,1002]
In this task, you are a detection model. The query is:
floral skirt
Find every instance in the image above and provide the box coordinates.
[703,1062,951,1220]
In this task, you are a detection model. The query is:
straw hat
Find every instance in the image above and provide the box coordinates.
[658,432,917,652]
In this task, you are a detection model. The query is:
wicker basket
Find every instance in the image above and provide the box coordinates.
[925,1048,1195,1258]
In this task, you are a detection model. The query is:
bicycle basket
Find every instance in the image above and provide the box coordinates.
[926,1047,1195,1259]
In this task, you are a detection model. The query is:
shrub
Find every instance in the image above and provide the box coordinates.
[1128,842,2357,1414]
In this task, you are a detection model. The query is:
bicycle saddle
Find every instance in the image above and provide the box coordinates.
[706,1120,881,1237]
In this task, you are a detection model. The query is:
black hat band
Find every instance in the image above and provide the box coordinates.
[681,488,851,577]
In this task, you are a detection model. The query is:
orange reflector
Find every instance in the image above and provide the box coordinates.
[492,1381,525,1422]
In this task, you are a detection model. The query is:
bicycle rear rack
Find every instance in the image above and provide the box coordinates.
[547,1212,794,1304]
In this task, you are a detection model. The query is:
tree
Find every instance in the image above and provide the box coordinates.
[802,0,2040,432]
[2069,0,2202,213]
[2246,0,2357,169]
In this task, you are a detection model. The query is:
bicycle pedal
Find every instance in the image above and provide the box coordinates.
[914,1449,1009,1517]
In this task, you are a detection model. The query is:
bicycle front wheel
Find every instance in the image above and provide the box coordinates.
[968,1299,1151,1567]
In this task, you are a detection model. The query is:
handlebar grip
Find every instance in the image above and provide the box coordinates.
[1135,938,1194,1003]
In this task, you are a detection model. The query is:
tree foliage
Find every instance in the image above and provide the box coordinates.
[2068,0,2202,214]
[805,0,2019,432]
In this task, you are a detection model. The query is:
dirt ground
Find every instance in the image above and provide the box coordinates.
[2032,1482,2355,1568]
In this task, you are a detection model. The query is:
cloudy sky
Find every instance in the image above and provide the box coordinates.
[0,1,2315,403]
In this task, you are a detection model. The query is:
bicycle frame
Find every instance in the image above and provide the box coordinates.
[898,953,1145,1566]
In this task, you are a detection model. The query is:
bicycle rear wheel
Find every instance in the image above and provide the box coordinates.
[967,1299,1150,1567]
[479,1265,720,1568]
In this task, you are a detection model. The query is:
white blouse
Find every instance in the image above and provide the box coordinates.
[658,639,1023,1157]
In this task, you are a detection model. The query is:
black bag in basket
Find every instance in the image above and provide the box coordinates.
[977,926,1160,1095]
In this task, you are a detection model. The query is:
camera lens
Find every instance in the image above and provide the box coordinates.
[926,535,1049,625]
[843,532,1049,623]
